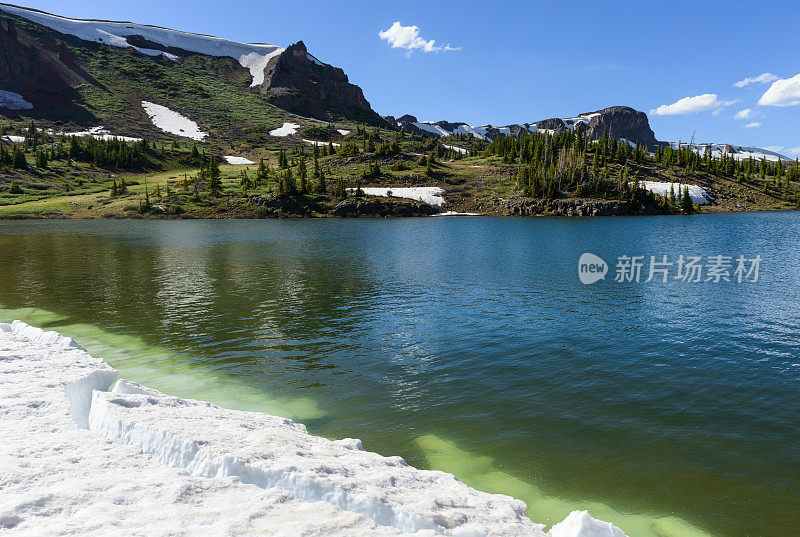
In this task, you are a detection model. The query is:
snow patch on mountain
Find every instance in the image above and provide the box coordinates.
[0,89,33,110]
[0,4,284,85]
[223,156,255,165]
[351,187,446,207]
[641,182,713,204]
[141,101,206,140]
[270,122,300,137]
[303,139,340,147]
[49,126,142,142]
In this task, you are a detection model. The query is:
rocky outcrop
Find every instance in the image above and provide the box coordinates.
[331,197,438,217]
[259,41,387,126]
[484,197,664,217]
[583,106,661,149]
[535,118,567,133]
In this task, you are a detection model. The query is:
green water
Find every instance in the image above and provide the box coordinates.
[2,217,799,537]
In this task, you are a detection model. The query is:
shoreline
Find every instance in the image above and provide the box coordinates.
[0,320,629,536]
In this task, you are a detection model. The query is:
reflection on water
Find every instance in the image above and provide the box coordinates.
[1,216,799,537]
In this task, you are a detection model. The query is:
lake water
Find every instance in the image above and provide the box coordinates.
[1,215,798,537]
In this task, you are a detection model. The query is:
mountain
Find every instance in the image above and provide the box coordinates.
[0,2,385,139]
[388,107,792,162]
[387,106,662,149]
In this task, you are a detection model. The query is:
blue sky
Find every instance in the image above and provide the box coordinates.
[16,0,800,154]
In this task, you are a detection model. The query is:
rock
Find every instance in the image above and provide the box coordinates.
[258,41,387,126]
[489,197,664,217]
[583,106,661,150]
[331,197,439,217]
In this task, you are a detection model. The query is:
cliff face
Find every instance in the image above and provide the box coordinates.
[583,106,661,149]
[258,41,386,126]
[0,18,80,116]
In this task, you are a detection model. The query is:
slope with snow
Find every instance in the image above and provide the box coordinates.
[141,101,207,140]
[670,142,791,163]
[349,187,446,207]
[0,89,33,110]
[0,3,284,86]
[270,122,300,137]
[0,321,629,537]
[641,182,713,204]
[223,156,255,165]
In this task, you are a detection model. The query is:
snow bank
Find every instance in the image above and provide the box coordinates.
[304,139,340,147]
[443,144,468,155]
[1,135,25,143]
[141,101,207,140]
[223,156,255,165]
[433,211,481,217]
[0,322,633,537]
[641,181,713,205]
[337,129,351,135]
[0,4,284,86]
[48,125,142,142]
[548,511,627,537]
[0,89,33,110]
[350,187,446,207]
[270,122,300,137]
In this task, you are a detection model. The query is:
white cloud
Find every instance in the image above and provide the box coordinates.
[743,122,761,128]
[765,146,784,152]
[758,73,800,106]
[734,108,754,119]
[788,148,800,156]
[734,73,779,88]
[379,22,460,54]
[650,94,733,116]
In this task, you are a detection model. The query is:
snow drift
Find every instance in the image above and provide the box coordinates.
[0,322,629,537]
[641,182,713,205]
[141,101,207,140]
[0,89,33,110]
[349,187,446,207]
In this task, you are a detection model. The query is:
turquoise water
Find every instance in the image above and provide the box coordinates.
[1,216,798,537]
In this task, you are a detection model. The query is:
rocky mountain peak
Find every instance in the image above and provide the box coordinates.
[258,40,387,126]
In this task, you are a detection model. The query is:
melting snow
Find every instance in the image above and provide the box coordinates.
[337,129,351,135]
[0,322,630,537]
[141,101,207,141]
[443,144,468,155]
[49,126,142,142]
[641,181,713,204]
[0,89,33,110]
[0,4,284,86]
[351,187,446,207]
[270,122,300,137]
[432,211,481,217]
[1,135,26,143]
[223,156,255,165]
[303,139,340,147]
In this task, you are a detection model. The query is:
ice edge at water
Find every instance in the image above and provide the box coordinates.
[0,320,625,537]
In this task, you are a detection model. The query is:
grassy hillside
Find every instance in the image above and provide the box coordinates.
[2,123,798,219]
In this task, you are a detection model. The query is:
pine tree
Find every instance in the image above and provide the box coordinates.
[681,186,693,214]
[208,155,222,195]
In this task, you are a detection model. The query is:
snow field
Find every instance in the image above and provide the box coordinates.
[349,187,446,207]
[141,101,207,140]
[640,182,713,204]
